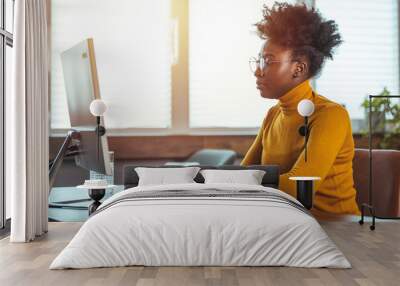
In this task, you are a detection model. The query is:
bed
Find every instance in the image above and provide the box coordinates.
[50,165,350,269]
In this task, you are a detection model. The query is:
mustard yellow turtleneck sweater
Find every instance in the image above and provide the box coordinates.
[241,80,360,215]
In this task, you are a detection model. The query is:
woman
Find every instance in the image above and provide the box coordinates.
[242,3,359,215]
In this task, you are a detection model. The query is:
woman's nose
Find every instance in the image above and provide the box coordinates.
[255,66,263,77]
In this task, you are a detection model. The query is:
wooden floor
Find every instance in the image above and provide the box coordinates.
[0,219,399,286]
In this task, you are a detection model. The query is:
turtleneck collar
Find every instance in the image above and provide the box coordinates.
[278,80,313,115]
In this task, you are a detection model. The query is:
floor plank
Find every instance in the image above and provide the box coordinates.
[0,219,399,286]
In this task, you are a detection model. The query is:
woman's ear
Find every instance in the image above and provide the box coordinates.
[292,61,308,78]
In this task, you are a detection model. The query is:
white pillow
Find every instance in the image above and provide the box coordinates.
[200,169,266,185]
[135,167,201,186]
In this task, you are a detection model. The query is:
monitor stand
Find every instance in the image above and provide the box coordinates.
[48,130,88,221]
[49,129,81,189]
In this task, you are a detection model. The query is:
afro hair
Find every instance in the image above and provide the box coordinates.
[256,2,342,77]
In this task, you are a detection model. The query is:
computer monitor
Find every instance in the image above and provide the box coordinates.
[61,38,112,176]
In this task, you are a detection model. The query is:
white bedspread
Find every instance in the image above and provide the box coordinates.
[50,183,351,269]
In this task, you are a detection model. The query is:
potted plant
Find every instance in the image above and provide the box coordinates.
[360,87,400,149]
[361,87,391,133]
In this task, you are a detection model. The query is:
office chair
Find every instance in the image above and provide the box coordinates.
[165,148,237,166]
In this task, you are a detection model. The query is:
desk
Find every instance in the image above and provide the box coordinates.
[48,185,124,222]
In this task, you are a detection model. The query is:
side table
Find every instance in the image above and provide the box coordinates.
[87,188,106,215]
[289,176,320,210]
[77,184,116,215]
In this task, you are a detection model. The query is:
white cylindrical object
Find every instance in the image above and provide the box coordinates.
[297,99,315,117]
[90,99,107,116]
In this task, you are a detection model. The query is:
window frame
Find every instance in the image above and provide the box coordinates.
[0,0,14,231]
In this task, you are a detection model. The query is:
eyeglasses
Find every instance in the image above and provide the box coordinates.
[249,56,294,75]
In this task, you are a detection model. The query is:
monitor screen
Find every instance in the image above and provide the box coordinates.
[61,39,112,175]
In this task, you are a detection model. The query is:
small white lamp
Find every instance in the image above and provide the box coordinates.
[90,99,107,117]
[297,99,315,162]
[89,99,107,136]
[297,99,314,117]
[90,99,107,159]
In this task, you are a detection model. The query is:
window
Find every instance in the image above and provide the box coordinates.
[51,0,172,129]
[50,0,296,133]
[314,0,399,130]
[50,0,399,133]
[1,0,14,230]
[189,0,399,129]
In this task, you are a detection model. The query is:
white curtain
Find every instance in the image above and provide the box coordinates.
[9,0,49,242]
